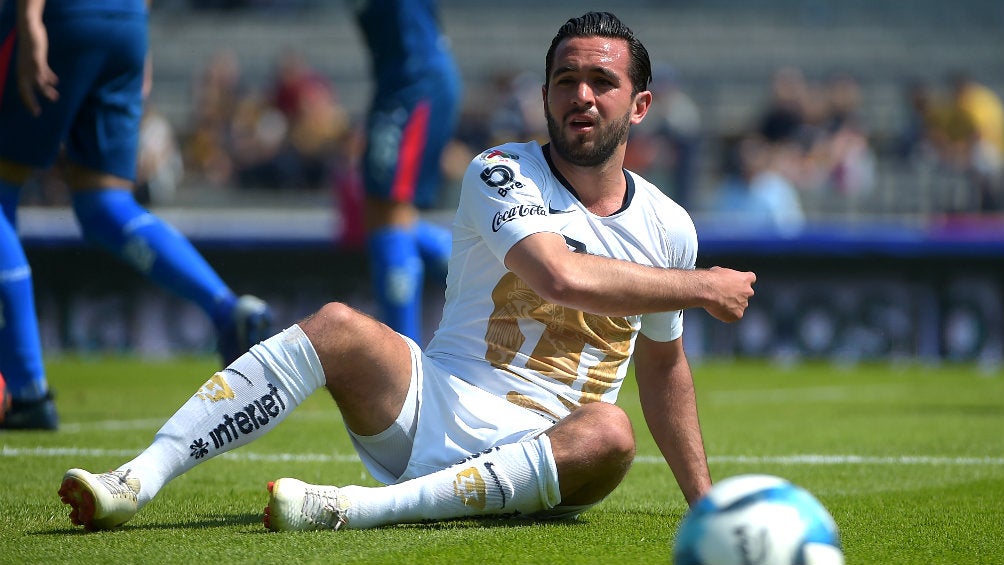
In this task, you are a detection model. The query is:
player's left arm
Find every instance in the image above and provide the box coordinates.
[633,334,711,506]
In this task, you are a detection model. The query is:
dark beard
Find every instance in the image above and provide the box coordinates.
[545,106,631,167]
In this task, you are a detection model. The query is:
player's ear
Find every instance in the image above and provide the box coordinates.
[631,90,652,125]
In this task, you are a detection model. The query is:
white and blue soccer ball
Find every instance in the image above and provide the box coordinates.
[672,474,844,565]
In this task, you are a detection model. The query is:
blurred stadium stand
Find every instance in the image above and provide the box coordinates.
[17,0,1004,363]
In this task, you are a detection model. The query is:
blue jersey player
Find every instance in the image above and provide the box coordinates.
[354,0,462,343]
[0,0,272,430]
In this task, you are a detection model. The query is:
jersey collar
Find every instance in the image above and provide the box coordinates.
[541,143,635,215]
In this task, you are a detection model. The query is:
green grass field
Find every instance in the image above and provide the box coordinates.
[1,357,1002,564]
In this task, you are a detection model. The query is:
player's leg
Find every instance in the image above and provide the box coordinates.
[266,357,634,530]
[0,169,57,429]
[59,302,413,530]
[0,14,90,430]
[265,406,635,531]
[410,69,462,280]
[67,179,271,364]
[59,323,324,529]
[362,74,462,342]
[413,218,452,279]
[540,401,636,506]
[61,13,270,364]
[265,435,561,531]
[363,100,430,342]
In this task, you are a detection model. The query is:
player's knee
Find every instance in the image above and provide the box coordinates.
[559,402,635,465]
[584,402,636,463]
[303,302,359,335]
[550,403,635,505]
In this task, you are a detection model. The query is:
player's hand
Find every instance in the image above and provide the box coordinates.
[15,20,59,117]
[702,266,756,323]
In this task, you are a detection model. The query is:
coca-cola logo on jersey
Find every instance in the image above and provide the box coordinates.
[492,204,546,232]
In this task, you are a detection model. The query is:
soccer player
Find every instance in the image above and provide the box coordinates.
[0,0,272,430]
[58,11,757,531]
[354,0,462,343]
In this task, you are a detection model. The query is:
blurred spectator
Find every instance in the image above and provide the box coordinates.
[228,89,288,188]
[624,64,701,208]
[757,66,812,143]
[926,72,1004,211]
[227,48,348,190]
[753,67,876,203]
[486,69,548,146]
[280,76,351,188]
[710,133,807,235]
[896,79,938,164]
[183,49,244,186]
[806,72,876,196]
[187,48,350,192]
[268,48,332,122]
[136,103,185,205]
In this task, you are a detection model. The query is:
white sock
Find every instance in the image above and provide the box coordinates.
[119,325,325,507]
[340,434,561,529]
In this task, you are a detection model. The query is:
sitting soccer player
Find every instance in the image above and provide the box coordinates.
[0,0,271,430]
[58,11,756,531]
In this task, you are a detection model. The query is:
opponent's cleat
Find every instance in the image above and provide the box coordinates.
[0,391,58,431]
[58,468,140,531]
[218,294,273,366]
[263,478,350,531]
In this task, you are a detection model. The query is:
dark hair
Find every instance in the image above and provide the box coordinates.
[544,12,652,95]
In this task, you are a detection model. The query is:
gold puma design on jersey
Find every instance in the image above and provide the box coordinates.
[485,272,633,405]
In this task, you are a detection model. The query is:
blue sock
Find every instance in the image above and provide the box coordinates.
[414,219,452,279]
[368,226,424,342]
[71,190,237,327]
[0,183,48,400]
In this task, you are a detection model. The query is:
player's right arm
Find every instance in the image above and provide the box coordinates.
[504,232,756,322]
[14,0,59,116]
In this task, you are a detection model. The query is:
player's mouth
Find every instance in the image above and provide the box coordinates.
[567,113,597,132]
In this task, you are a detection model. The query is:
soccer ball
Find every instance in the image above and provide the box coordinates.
[0,370,10,424]
[672,474,844,565]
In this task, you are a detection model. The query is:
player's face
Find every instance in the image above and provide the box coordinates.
[544,36,649,167]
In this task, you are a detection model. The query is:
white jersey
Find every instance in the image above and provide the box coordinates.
[425,141,698,422]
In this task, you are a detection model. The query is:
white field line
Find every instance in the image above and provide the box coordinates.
[56,412,337,433]
[2,445,1001,467]
[7,418,1002,467]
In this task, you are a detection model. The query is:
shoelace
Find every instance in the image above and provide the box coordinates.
[301,487,348,530]
[97,470,139,499]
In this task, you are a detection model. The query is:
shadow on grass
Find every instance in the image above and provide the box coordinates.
[33,512,263,536]
[38,511,607,536]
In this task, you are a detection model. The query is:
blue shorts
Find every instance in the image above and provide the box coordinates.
[0,9,147,180]
[361,68,461,210]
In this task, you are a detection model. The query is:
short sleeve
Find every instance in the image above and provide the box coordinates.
[457,147,558,264]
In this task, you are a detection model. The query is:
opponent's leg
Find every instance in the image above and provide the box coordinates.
[367,225,424,341]
[414,219,451,278]
[0,182,57,429]
[69,187,271,363]
[58,324,324,529]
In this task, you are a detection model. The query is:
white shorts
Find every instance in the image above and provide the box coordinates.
[349,336,555,484]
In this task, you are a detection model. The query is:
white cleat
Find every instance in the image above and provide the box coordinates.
[58,468,140,531]
[264,477,350,531]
